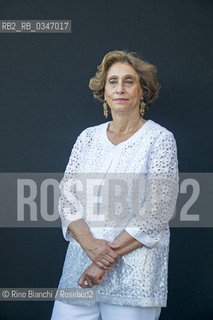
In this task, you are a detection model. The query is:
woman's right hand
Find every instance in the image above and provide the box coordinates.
[83,238,120,270]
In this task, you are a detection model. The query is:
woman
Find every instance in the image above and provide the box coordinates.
[51,50,179,320]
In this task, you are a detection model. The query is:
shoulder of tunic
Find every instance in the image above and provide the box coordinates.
[75,122,108,141]
[81,122,108,134]
[145,120,174,137]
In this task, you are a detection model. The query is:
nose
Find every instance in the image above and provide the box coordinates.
[116,81,125,94]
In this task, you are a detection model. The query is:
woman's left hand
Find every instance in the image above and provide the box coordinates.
[78,263,105,288]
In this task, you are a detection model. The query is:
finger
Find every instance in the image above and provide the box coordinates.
[96,278,103,285]
[96,272,106,285]
[78,282,88,288]
[78,275,89,288]
[103,254,116,264]
[106,248,120,260]
[98,273,105,283]
[100,273,105,281]
[108,242,120,248]
[95,261,111,270]
[85,277,95,288]
[101,258,112,267]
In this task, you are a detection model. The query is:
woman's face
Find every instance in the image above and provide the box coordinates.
[104,62,143,116]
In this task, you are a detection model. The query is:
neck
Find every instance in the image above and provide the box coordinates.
[109,112,146,134]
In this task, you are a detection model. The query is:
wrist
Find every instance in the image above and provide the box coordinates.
[79,233,96,252]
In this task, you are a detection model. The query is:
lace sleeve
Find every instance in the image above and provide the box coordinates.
[58,130,86,241]
[125,131,179,248]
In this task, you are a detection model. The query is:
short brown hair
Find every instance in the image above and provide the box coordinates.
[89,50,160,108]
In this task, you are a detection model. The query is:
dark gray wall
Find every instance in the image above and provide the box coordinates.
[0,0,212,319]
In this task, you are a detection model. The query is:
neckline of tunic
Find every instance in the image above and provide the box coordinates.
[102,119,151,148]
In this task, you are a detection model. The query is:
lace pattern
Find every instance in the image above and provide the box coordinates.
[57,119,179,307]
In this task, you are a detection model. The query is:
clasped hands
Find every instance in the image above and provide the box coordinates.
[78,238,120,288]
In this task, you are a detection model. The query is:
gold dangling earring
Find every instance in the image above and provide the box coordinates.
[139,100,146,118]
[103,101,108,118]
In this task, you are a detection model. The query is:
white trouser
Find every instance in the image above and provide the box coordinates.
[51,300,161,320]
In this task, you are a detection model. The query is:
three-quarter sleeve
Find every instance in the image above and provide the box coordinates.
[125,131,179,248]
[58,130,86,241]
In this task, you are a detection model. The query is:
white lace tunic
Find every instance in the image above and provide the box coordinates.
[57,119,179,307]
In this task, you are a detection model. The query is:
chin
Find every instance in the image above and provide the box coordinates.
[112,108,130,115]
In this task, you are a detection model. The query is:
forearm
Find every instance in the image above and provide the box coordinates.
[68,219,94,251]
[112,230,143,256]
[69,220,142,256]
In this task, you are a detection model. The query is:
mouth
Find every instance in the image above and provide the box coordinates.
[114,98,128,101]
